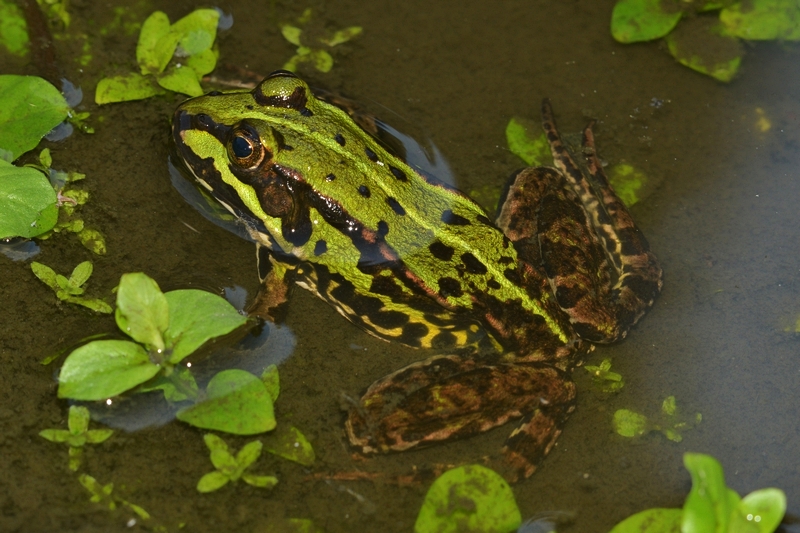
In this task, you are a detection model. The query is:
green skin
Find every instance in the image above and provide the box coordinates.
[172,70,662,480]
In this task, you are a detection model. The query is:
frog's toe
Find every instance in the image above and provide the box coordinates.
[502,403,575,481]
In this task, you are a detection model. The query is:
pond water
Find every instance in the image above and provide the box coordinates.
[2,0,799,532]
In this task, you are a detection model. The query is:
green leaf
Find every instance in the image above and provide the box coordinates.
[138,365,198,401]
[84,429,114,444]
[0,0,29,56]
[613,409,648,437]
[611,0,683,43]
[39,148,52,168]
[204,433,237,470]
[0,75,70,160]
[163,289,248,364]
[310,49,334,73]
[115,272,168,352]
[608,163,647,207]
[186,48,217,77]
[95,73,164,105]
[39,428,70,443]
[236,440,263,469]
[31,261,59,290]
[731,488,786,533]
[0,161,57,239]
[136,11,175,75]
[720,0,800,41]
[177,369,276,435]
[608,508,682,533]
[682,453,738,533]
[281,25,303,46]
[261,364,280,402]
[320,26,362,47]
[197,471,229,493]
[65,297,113,314]
[69,261,93,288]
[414,464,521,533]
[157,65,203,96]
[171,9,219,55]
[661,395,677,416]
[665,17,742,83]
[263,425,315,466]
[57,339,160,400]
[242,473,278,488]
[68,405,91,435]
[505,118,553,167]
[76,227,106,255]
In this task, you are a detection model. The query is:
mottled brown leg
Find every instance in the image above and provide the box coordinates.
[497,102,662,343]
[345,354,575,479]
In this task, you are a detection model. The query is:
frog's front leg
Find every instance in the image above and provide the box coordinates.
[247,244,294,321]
[345,354,575,481]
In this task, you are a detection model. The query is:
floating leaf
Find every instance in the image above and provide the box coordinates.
[177,369,276,434]
[732,488,786,533]
[505,117,552,167]
[682,453,739,533]
[171,8,219,55]
[0,75,70,160]
[608,508,682,533]
[720,0,800,41]
[611,0,683,43]
[136,11,175,75]
[164,289,247,364]
[415,464,521,533]
[186,48,217,77]
[95,73,163,104]
[57,340,160,400]
[157,65,203,97]
[115,272,168,352]
[0,161,58,239]
[665,17,742,83]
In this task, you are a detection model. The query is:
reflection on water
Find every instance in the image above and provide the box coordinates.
[89,320,296,432]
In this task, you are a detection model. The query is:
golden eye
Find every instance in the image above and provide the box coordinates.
[227,125,267,169]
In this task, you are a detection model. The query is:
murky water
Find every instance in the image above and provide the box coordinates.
[2,0,799,531]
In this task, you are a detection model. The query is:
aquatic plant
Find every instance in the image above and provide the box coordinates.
[39,405,113,471]
[95,8,223,103]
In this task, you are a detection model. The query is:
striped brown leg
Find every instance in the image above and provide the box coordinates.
[537,100,662,342]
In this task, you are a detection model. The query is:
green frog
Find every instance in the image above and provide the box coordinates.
[171,70,662,480]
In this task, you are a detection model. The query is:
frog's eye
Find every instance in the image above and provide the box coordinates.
[227,124,269,169]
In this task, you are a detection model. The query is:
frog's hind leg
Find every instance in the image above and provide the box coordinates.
[539,100,661,342]
[345,355,576,481]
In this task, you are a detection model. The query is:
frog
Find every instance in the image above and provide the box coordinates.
[171,70,662,480]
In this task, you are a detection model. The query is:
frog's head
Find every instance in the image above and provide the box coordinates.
[171,70,323,251]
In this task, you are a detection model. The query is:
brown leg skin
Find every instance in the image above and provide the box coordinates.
[538,99,662,341]
[345,354,576,479]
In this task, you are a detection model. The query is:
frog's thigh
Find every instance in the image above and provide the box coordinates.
[345,354,575,475]
[498,167,617,338]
